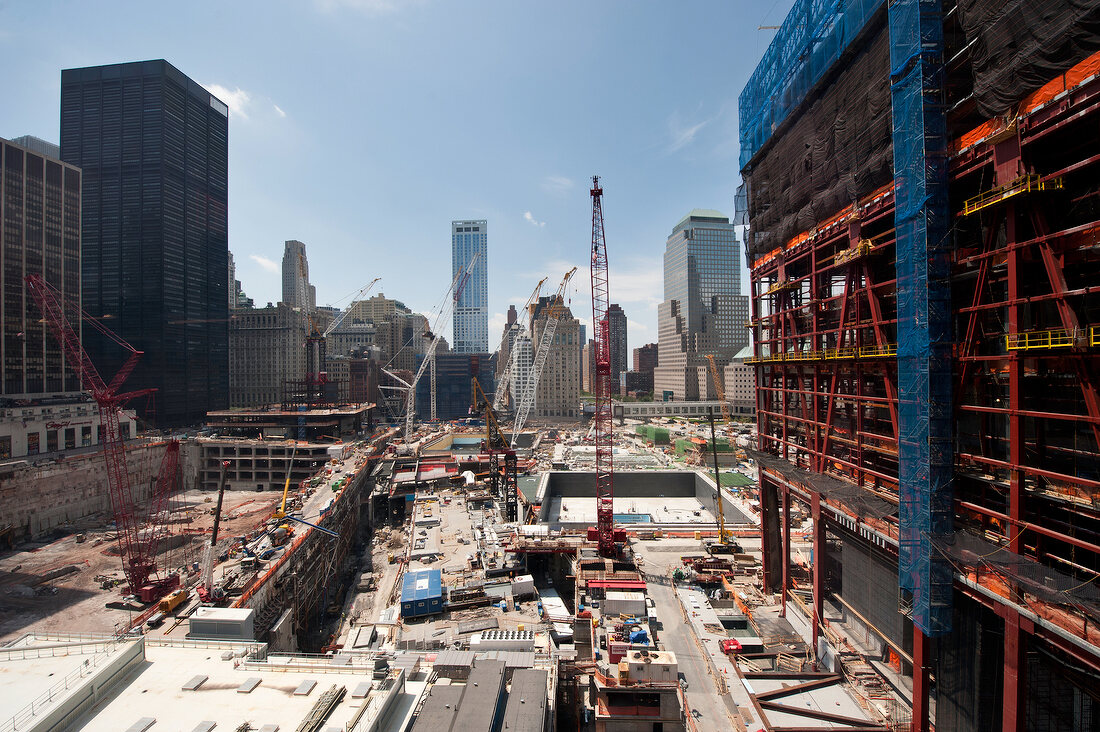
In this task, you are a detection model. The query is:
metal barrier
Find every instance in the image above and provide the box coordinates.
[1005,327,1078,351]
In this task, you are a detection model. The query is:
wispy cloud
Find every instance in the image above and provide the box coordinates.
[667,111,710,153]
[249,254,279,273]
[488,311,508,344]
[273,104,287,118]
[541,175,574,195]
[206,84,253,121]
[523,211,546,228]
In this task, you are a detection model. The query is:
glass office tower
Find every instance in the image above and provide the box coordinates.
[0,136,82,396]
[654,209,749,400]
[451,220,488,353]
[61,60,229,425]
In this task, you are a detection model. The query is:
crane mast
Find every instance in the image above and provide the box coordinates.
[322,277,381,338]
[587,176,619,556]
[511,268,577,446]
[472,377,519,520]
[403,253,479,440]
[492,278,547,413]
[26,274,181,603]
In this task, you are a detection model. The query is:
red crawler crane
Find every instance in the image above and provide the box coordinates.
[586,176,625,556]
[26,275,181,603]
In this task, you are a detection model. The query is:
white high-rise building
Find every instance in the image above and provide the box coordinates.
[451,220,488,353]
[510,334,534,411]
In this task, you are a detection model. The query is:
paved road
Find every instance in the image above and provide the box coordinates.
[644,570,733,729]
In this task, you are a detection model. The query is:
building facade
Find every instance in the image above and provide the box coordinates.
[229,303,307,408]
[581,339,595,394]
[606,303,628,388]
[414,352,495,422]
[619,370,652,397]
[331,293,429,373]
[1,136,82,397]
[633,343,659,375]
[654,210,748,401]
[529,297,579,419]
[509,333,534,411]
[451,220,488,353]
[281,240,315,312]
[61,60,229,426]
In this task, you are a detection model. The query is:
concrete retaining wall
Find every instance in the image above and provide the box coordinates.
[0,442,171,540]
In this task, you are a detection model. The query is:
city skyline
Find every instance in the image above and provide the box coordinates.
[0,1,783,357]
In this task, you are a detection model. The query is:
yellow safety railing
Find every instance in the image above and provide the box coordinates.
[764,280,796,296]
[963,174,1063,216]
[1005,328,1075,351]
[1091,326,1100,348]
[859,343,897,358]
[746,343,897,364]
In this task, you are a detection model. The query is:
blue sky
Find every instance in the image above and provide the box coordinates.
[1,0,793,355]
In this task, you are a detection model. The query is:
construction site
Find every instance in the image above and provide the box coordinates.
[741,0,1100,730]
[0,173,940,732]
[4,4,1100,729]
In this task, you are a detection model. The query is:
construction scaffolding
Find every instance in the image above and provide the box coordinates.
[888,0,953,638]
[743,0,1100,728]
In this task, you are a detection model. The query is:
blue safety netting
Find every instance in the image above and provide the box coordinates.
[739,0,882,170]
[889,0,954,637]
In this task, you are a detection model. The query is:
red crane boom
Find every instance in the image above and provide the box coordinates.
[25,274,180,603]
[587,176,622,556]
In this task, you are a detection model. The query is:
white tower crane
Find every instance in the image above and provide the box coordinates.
[511,267,577,445]
[400,253,480,441]
[492,277,547,413]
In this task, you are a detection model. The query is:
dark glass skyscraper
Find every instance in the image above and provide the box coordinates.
[61,60,229,425]
[1,137,82,396]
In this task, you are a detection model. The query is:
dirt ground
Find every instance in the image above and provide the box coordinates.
[0,488,279,643]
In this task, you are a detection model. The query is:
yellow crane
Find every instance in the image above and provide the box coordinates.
[273,444,298,520]
[704,354,741,555]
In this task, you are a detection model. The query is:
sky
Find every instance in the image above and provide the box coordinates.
[1,0,794,356]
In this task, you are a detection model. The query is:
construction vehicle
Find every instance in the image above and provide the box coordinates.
[158,588,188,614]
[26,274,182,604]
[511,268,577,446]
[492,277,547,413]
[197,461,231,604]
[704,407,742,556]
[586,176,625,556]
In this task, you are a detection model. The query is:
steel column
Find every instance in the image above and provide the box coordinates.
[911,626,930,732]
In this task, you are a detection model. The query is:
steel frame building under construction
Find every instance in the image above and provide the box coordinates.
[741,1,1100,730]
